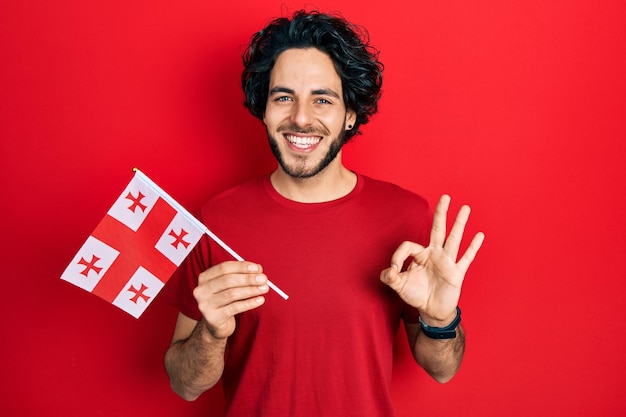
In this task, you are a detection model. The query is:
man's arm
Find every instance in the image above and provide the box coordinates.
[381,195,483,382]
[404,321,465,383]
[164,313,227,401]
[164,261,269,401]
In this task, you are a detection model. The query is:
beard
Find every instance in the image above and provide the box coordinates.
[267,124,347,179]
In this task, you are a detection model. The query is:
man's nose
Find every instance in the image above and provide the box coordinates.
[290,101,313,127]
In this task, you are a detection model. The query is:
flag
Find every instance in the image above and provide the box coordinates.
[61,169,206,318]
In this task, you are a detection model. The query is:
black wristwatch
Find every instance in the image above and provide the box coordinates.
[418,307,461,339]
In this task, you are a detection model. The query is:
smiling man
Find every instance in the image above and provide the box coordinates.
[265,47,357,201]
[164,10,484,417]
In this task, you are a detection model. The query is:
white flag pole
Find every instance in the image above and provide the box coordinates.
[133,168,206,232]
[202,228,289,300]
[133,168,289,300]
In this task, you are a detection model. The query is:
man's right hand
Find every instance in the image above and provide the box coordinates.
[193,261,269,340]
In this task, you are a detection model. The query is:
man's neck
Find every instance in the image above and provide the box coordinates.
[270,160,357,203]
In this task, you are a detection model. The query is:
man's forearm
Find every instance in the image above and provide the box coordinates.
[164,320,227,401]
[413,325,465,383]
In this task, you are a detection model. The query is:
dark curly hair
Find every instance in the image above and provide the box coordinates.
[241,10,383,142]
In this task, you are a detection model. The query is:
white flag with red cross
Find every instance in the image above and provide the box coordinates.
[61,168,288,318]
[61,169,206,318]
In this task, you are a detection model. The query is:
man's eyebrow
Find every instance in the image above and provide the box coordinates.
[268,86,341,99]
[269,86,294,95]
[312,89,340,99]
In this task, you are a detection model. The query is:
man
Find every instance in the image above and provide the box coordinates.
[164,10,484,416]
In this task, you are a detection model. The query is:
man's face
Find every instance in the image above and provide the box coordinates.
[263,48,356,179]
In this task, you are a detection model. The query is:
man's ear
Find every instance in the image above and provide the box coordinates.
[346,110,357,130]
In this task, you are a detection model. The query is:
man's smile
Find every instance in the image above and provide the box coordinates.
[284,134,322,150]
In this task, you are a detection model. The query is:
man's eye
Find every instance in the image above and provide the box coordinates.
[276,96,291,102]
[316,98,331,104]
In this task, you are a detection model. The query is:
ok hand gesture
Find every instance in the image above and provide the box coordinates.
[380,195,485,326]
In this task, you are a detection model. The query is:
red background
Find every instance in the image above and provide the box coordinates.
[2,1,625,416]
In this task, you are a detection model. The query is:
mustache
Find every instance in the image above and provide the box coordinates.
[276,124,330,136]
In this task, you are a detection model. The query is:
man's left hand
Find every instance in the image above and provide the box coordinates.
[380,194,485,326]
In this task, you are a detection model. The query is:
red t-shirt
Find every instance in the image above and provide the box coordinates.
[166,173,431,416]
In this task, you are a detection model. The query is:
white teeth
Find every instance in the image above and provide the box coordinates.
[286,135,321,149]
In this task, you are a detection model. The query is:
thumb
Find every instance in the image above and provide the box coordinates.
[380,265,401,289]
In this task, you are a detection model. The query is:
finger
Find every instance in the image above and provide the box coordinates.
[389,241,426,271]
[201,293,266,339]
[457,232,485,273]
[380,265,398,285]
[198,261,263,286]
[444,204,471,260]
[430,194,451,247]
[201,273,267,302]
[221,291,267,317]
[380,265,404,293]
[195,261,267,309]
[204,261,262,279]
[195,276,269,310]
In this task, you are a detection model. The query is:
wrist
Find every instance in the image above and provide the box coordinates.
[418,307,462,340]
[419,310,458,328]
[199,320,229,343]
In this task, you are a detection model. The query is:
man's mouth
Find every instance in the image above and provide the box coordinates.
[284,134,322,150]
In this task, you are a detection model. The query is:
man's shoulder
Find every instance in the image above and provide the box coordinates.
[210,175,266,200]
[200,175,268,214]
[359,174,429,209]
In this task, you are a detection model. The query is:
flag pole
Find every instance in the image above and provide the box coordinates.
[133,168,289,300]
[203,228,289,300]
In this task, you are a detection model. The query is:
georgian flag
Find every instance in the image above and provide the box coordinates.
[61,169,205,318]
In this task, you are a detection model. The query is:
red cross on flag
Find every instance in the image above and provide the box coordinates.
[61,169,206,318]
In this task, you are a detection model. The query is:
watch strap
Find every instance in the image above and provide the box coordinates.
[418,307,461,339]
